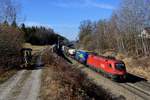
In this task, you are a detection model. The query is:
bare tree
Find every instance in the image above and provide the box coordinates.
[78,20,94,50]
[0,0,20,25]
[115,0,150,56]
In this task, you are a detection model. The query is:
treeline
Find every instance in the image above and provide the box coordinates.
[21,24,69,45]
[78,0,150,57]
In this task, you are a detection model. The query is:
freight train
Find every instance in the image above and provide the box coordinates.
[62,46,127,81]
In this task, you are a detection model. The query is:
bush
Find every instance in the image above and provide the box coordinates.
[0,25,24,69]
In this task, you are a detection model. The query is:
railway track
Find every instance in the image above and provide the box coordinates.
[67,56,150,100]
[138,81,150,87]
[118,83,150,100]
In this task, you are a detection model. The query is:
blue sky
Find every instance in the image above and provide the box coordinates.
[20,0,120,40]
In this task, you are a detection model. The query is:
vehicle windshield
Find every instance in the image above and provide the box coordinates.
[115,63,125,70]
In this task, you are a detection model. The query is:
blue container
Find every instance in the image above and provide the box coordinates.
[75,50,89,63]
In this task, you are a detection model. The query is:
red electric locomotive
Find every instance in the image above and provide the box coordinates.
[87,54,127,81]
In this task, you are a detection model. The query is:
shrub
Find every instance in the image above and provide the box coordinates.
[0,25,24,69]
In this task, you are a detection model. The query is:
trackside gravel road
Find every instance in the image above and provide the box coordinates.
[0,69,42,100]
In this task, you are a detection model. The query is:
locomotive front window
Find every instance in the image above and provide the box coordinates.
[115,63,125,70]
[109,64,112,68]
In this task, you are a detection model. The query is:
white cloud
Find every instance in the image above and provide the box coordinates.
[52,24,78,29]
[24,21,78,28]
[89,1,115,9]
[51,0,115,10]
[24,21,51,28]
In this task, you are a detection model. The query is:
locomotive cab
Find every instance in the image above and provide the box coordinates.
[115,63,126,71]
[112,62,127,81]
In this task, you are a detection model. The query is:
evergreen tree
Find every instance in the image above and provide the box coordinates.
[3,20,9,26]
[11,20,17,27]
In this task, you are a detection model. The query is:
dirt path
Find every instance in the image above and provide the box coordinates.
[0,69,42,100]
[0,70,26,100]
[16,69,42,100]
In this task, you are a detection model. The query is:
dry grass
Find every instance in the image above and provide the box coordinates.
[40,51,114,100]
[123,56,150,80]
[23,43,49,54]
